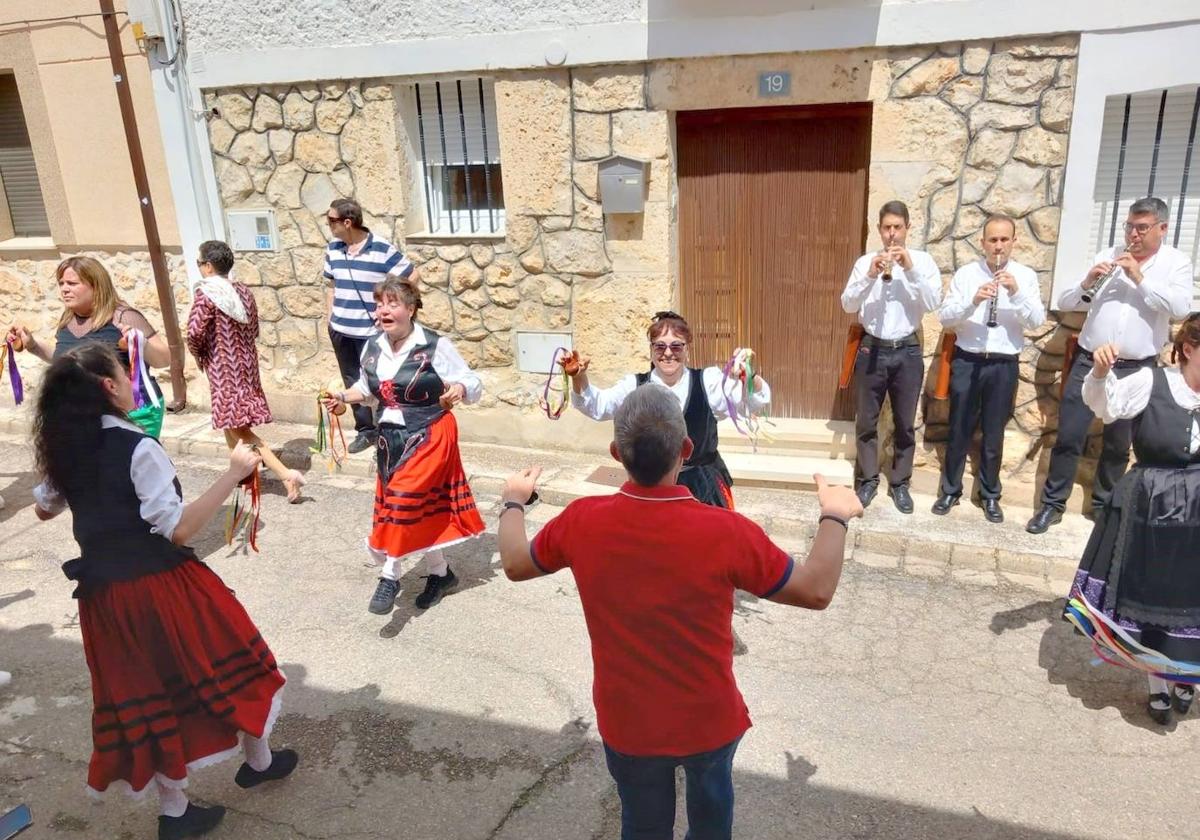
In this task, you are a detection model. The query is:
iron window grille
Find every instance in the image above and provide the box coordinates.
[1091,84,1200,279]
[414,77,504,235]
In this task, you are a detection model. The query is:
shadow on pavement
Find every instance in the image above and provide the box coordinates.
[2,617,1104,840]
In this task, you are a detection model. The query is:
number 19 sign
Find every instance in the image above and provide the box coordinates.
[758,71,791,98]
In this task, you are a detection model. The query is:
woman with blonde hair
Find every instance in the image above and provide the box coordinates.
[8,255,172,438]
[186,240,304,503]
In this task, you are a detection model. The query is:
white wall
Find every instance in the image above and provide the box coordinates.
[1052,21,1200,310]
[180,0,1200,88]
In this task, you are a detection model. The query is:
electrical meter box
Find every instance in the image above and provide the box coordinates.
[598,156,649,214]
[226,210,278,252]
[127,0,170,40]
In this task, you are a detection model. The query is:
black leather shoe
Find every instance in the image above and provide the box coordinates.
[855,483,878,509]
[236,748,299,789]
[415,568,458,609]
[158,803,226,840]
[1148,692,1173,725]
[1173,683,1195,715]
[348,432,377,454]
[931,494,959,515]
[982,499,1004,523]
[1025,505,1062,534]
[888,485,914,514]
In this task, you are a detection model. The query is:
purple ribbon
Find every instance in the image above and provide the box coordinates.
[5,340,22,405]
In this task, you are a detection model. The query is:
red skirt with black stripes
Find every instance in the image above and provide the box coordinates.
[369,412,485,560]
[78,559,285,798]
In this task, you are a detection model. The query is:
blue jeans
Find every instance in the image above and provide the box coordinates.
[603,737,740,840]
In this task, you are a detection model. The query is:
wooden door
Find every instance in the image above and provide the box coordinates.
[677,104,871,420]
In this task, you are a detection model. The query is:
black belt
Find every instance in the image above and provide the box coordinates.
[861,332,918,350]
[955,347,1018,362]
[1076,347,1157,369]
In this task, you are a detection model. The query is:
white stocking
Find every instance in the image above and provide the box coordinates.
[156,782,188,818]
[1148,674,1170,700]
[425,549,447,577]
[243,732,272,772]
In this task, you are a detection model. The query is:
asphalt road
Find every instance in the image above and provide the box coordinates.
[0,439,1195,840]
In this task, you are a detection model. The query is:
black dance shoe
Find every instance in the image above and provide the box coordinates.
[368,578,400,614]
[415,568,458,609]
[235,748,300,789]
[348,432,377,455]
[931,494,959,516]
[1173,684,1196,715]
[888,485,914,514]
[158,803,226,840]
[982,499,1004,524]
[1148,692,1173,725]
[855,483,878,509]
[1025,505,1062,534]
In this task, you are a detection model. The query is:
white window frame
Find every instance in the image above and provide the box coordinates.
[412,76,505,237]
[1053,22,1200,311]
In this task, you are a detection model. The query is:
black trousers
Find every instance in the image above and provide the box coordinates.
[328,327,377,434]
[854,342,924,490]
[939,350,1019,500]
[1038,350,1155,512]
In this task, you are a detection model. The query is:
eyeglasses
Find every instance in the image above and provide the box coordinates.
[1123,222,1160,235]
[651,341,687,356]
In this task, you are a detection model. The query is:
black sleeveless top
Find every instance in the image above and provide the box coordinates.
[1132,367,1200,468]
[54,318,162,405]
[60,425,193,596]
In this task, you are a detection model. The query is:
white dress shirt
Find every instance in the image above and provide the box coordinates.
[33,415,184,539]
[1082,366,1200,453]
[571,367,771,421]
[841,248,942,340]
[1058,244,1194,358]
[352,324,482,426]
[938,258,1046,354]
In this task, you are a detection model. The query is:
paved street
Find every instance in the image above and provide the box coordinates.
[0,437,1196,840]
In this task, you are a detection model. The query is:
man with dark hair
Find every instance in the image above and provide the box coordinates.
[197,239,236,277]
[323,197,415,453]
[841,200,942,513]
[933,215,1045,522]
[497,384,862,840]
[1027,196,1195,533]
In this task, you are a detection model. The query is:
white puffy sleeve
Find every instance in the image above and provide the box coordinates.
[570,374,639,421]
[1081,367,1153,424]
[130,439,184,539]
[433,337,483,404]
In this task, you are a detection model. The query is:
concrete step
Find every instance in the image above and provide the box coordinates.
[722,452,854,489]
[718,417,855,459]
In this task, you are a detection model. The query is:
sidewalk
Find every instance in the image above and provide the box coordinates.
[0,405,1090,594]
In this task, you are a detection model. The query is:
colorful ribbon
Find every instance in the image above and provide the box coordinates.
[123,329,161,410]
[1064,595,1200,685]
[1,338,23,405]
[310,391,348,472]
[539,346,571,420]
[721,347,772,451]
[223,468,261,552]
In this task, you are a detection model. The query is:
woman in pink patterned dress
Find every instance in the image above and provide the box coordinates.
[187,240,306,503]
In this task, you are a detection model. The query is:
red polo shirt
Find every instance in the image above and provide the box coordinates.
[531,481,793,757]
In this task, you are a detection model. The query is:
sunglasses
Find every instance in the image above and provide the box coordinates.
[651,341,687,355]
[326,215,343,225]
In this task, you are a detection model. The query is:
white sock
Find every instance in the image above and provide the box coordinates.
[425,549,447,577]
[1148,675,1170,702]
[243,733,272,772]
[379,554,401,581]
[157,782,188,818]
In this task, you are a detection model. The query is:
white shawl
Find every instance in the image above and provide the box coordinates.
[191,274,248,324]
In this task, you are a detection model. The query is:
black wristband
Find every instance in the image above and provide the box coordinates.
[818,513,849,530]
[500,501,525,517]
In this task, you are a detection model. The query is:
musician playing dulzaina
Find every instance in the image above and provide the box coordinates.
[321,276,485,616]
[932,215,1045,523]
[564,311,771,510]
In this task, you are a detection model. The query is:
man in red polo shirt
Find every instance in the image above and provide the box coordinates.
[498,384,862,839]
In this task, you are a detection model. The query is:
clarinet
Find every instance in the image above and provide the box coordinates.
[880,235,894,281]
[1080,260,1123,304]
[986,257,1000,328]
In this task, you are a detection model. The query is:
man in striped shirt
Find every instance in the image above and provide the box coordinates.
[323,198,415,453]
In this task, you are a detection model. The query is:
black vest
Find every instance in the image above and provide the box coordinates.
[1133,367,1200,468]
[54,321,162,404]
[60,425,193,596]
[362,328,448,478]
[635,368,723,469]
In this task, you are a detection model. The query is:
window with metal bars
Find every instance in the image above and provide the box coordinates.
[1090,84,1200,277]
[414,77,504,235]
[0,74,50,238]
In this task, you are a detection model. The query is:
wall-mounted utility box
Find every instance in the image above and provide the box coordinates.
[226,210,278,252]
[516,331,573,374]
[598,155,649,214]
[127,0,170,40]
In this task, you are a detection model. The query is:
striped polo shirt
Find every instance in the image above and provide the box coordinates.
[323,231,414,338]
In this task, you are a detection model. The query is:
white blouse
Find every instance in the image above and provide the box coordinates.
[1082,367,1200,454]
[33,415,184,538]
[352,324,482,426]
[571,366,771,422]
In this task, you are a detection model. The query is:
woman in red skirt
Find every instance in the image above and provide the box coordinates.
[321,276,485,615]
[32,343,298,840]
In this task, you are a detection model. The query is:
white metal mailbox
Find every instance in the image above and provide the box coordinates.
[598,155,649,215]
[226,209,278,252]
